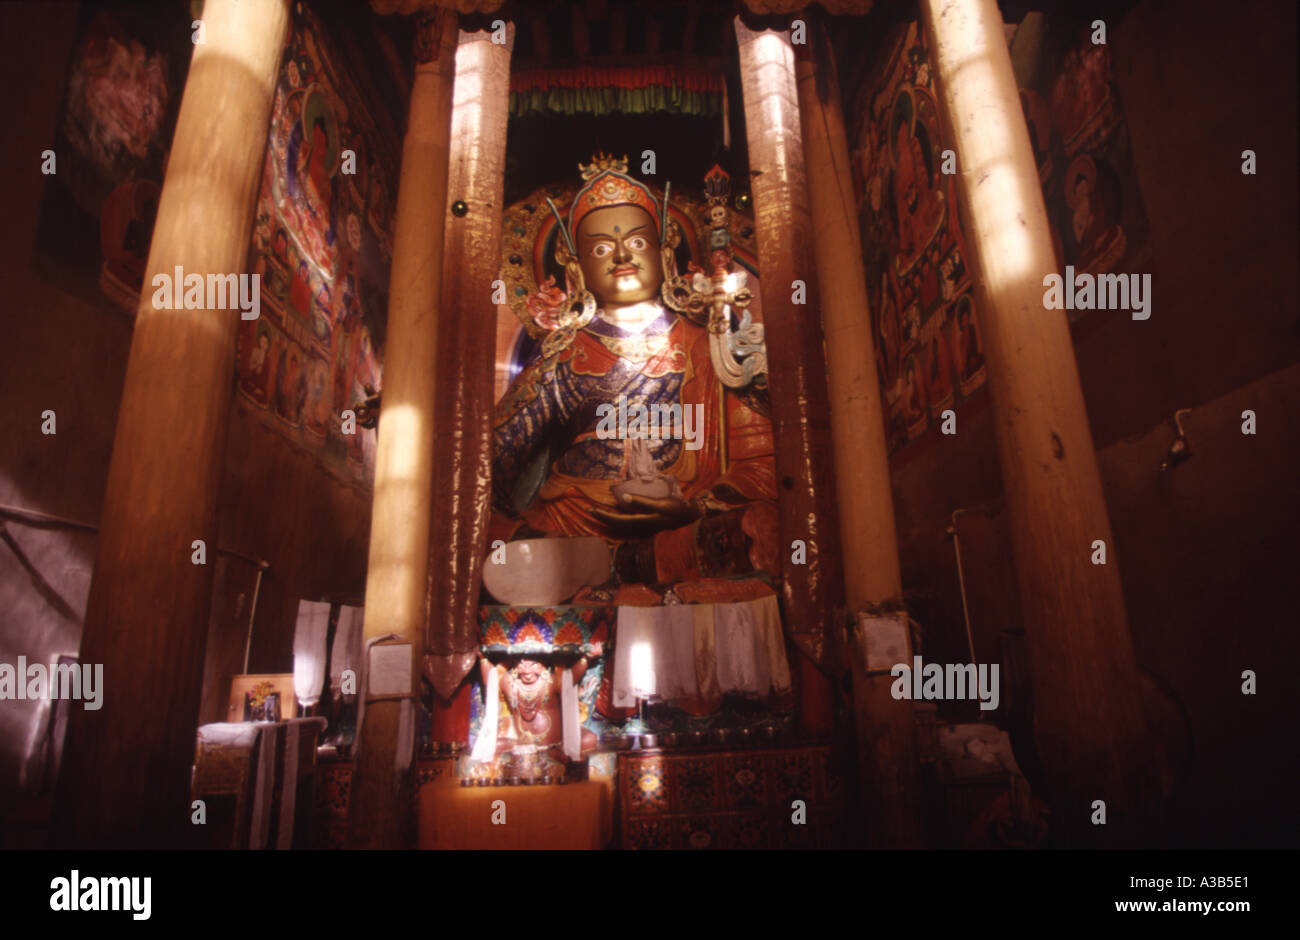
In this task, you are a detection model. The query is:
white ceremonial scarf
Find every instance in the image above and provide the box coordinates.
[292,600,331,708]
[691,605,721,703]
[470,665,500,763]
[613,606,658,707]
[714,601,760,695]
[653,605,698,702]
[561,667,581,761]
[755,594,792,694]
[330,605,365,697]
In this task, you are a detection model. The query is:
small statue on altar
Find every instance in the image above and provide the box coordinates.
[476,643,602,764]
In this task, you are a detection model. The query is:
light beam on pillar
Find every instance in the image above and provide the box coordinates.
[794,14,923,849]
[51,0,291,849]
[920,0,1160,845]
[347,7,457,850]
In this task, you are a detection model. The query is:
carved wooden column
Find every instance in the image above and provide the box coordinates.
[50,0,291,849]
[347,7,457,850]
[423,23,515,733]
[734,19,844,739]
[794,16,923,848]
[920,0,1158,844]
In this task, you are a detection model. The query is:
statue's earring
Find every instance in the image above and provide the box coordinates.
[659,222,707,320]
[545,196,594,326]
[562,259,596,326]
[541,257,596,358]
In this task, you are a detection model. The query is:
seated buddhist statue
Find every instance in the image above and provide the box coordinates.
[475,643,603,767]
[488,154,779,588]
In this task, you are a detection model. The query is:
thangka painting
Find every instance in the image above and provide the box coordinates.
[849,20,1149,457]
[235,6,398,486]
[850,21,983,455]
[1021,20,1151,295]
[34,3,192,312]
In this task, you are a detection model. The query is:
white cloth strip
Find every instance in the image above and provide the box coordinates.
[293,600,331,707]
[330,605,365,696]
[470,665,500,762]
[561,667,581,761]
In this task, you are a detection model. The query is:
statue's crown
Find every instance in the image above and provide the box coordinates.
[578,152,629,181]
[546,153,671,258]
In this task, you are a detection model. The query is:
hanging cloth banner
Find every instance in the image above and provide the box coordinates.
[510,66,725,118]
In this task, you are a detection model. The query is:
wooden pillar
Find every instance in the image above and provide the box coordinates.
[794,17,923,848]
[424,23,514,706]
[346,7,457,850]
[734,20,844,737]
[49,0,290,849]
[920,0,1158,844]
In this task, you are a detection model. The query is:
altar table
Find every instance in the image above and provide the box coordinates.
[418,779,613,850]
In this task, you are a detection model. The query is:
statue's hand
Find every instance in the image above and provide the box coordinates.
[590,494,701,537]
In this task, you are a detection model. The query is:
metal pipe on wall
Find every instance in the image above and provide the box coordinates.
[946,508,979,666]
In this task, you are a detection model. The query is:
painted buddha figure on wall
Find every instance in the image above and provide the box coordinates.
[490,155,779,587]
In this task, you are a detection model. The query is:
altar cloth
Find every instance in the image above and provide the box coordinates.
[611,594,791,706]
[418,779,613,850]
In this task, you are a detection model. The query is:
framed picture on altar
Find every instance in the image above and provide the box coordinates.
[227,674,297,723]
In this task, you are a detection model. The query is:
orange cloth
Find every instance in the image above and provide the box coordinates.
[418,779,613,850]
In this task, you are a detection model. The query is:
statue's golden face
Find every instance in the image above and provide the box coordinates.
[576,204,663,307]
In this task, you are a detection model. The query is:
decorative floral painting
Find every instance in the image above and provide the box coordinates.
[35,3,191,312]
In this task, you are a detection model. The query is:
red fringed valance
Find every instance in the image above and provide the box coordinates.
[511,66,724,94]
